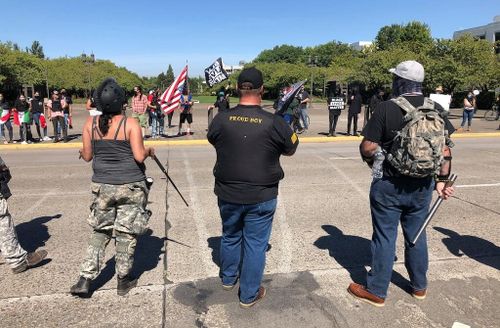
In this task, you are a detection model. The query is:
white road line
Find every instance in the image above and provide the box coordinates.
[19,191,54,219]
[275,187,293,273]
[182,151,217,276]
[315,153,369,200]
[181,151,231,327]
[328,157,359,160]
[456,183,500,188]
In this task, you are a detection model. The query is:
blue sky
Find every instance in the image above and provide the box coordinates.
[2,0,499,77]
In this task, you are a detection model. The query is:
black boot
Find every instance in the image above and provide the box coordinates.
[117,275,138,296]
[70,276,91,297]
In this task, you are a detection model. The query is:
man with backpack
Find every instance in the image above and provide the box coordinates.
[348,61,455,307]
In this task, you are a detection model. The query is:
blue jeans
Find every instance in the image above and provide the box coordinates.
[32,112,47,138]
[367,177,434,299]
[0,121,13,141]
[218,198,277,304]
[58,113,70,134]
[461,109,474,127]
[299,107,309,129]
[150,111,158,137]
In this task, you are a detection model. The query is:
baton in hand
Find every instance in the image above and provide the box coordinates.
[152,155,189,207]
[410,174,457,246]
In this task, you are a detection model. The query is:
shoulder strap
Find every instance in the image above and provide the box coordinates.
[418,97,435,110]
[123,117,128,140]
[93,116,104,140]
[390,96,416,114]
[113,116,126,140]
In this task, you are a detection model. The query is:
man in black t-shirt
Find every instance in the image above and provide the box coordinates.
[30,91,49,141]
[207,67,298,308]
[348,61,455,307]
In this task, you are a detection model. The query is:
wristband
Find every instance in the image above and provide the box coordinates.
[435,174,450,183]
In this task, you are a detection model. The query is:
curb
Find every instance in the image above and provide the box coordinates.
[1,132,500,151]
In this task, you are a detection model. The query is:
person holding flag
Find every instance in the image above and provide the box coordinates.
[30,91,50,142]
[159,65,188,135]
[0,93,14,144]
[14,95,31,144]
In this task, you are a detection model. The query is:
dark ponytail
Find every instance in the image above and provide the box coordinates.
[99,113,113,136]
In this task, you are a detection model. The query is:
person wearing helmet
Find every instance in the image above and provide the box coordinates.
[207,91,230,127]
[70,78,155,297]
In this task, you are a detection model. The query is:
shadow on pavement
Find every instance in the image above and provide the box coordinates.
[207,236,221,268]
[16,214,62,252]
[434,226,500,270]
[90,229,164,296]
[314,225,409,292]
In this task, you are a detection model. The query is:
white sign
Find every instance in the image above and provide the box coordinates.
[430,93,452,111]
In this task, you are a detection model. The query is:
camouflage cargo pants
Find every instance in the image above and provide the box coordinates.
[79,181,150,280]
[0,198,27,268]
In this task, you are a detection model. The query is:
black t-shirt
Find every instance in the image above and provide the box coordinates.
[214,97,230,112]
[31,98,44,113]
[63,96,72,114]
[14,99,29,112]
[207,104,299,204]
[349,94,362,114]
[362,95,455,178]
[298,91,309,109]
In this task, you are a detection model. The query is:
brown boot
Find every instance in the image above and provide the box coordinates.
[12,250,48,274]
[239,286,266,308]
[412,289,427,300]
[347,283,385,307]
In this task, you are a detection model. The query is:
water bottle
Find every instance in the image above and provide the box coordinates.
[372,147,385,179]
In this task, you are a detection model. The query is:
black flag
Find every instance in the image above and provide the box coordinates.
[204,58,229,88]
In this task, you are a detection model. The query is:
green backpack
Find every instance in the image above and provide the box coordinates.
[386,97,446,178]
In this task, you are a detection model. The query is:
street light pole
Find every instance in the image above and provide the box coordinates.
[81,52,95,98]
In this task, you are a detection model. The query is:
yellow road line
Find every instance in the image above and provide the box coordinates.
[2,132,500,150]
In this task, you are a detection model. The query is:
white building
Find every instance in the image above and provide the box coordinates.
[223,64,243,75]
[350,41,373,51]
[453,16,500,44]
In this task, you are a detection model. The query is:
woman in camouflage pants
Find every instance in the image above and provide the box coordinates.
[70,78,155,297]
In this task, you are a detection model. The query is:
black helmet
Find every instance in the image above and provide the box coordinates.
[94,78,126,114]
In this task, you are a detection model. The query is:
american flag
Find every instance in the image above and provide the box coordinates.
[160,65,188,114]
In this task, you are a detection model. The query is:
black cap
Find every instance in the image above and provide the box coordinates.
[237,67,263,90]
[94,78,126,114]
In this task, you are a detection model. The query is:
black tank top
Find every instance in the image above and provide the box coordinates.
[51,99,62,112]
[91,116,146,185]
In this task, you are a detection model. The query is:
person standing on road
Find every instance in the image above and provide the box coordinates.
[46,90,68,143]
[327,91,344,137]
[208,91,231,127]
[460,91,476,132]
[0,155,48,273]
[30,91,50,141]
[0,93,14,144]
[347,86,362,136]
[207,67,299,308]
[147,90,159,139]
[14,95,31,144]
[178,92,194,135]
[131,86,149,137]
[60,89,73,131]
[297,86,310,132]
[348,60,455,307]
[70,78,155,297]
[366,89,384,125]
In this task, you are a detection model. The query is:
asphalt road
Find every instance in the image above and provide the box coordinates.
[0,136,499,328]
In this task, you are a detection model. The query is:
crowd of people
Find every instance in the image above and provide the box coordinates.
[0,89,73,144]
[1,63,459,311]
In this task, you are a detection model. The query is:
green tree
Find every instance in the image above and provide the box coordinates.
[165,64,175,86]
[29,41,45,59]
[375,21,433,53]
[254,45,305,64]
